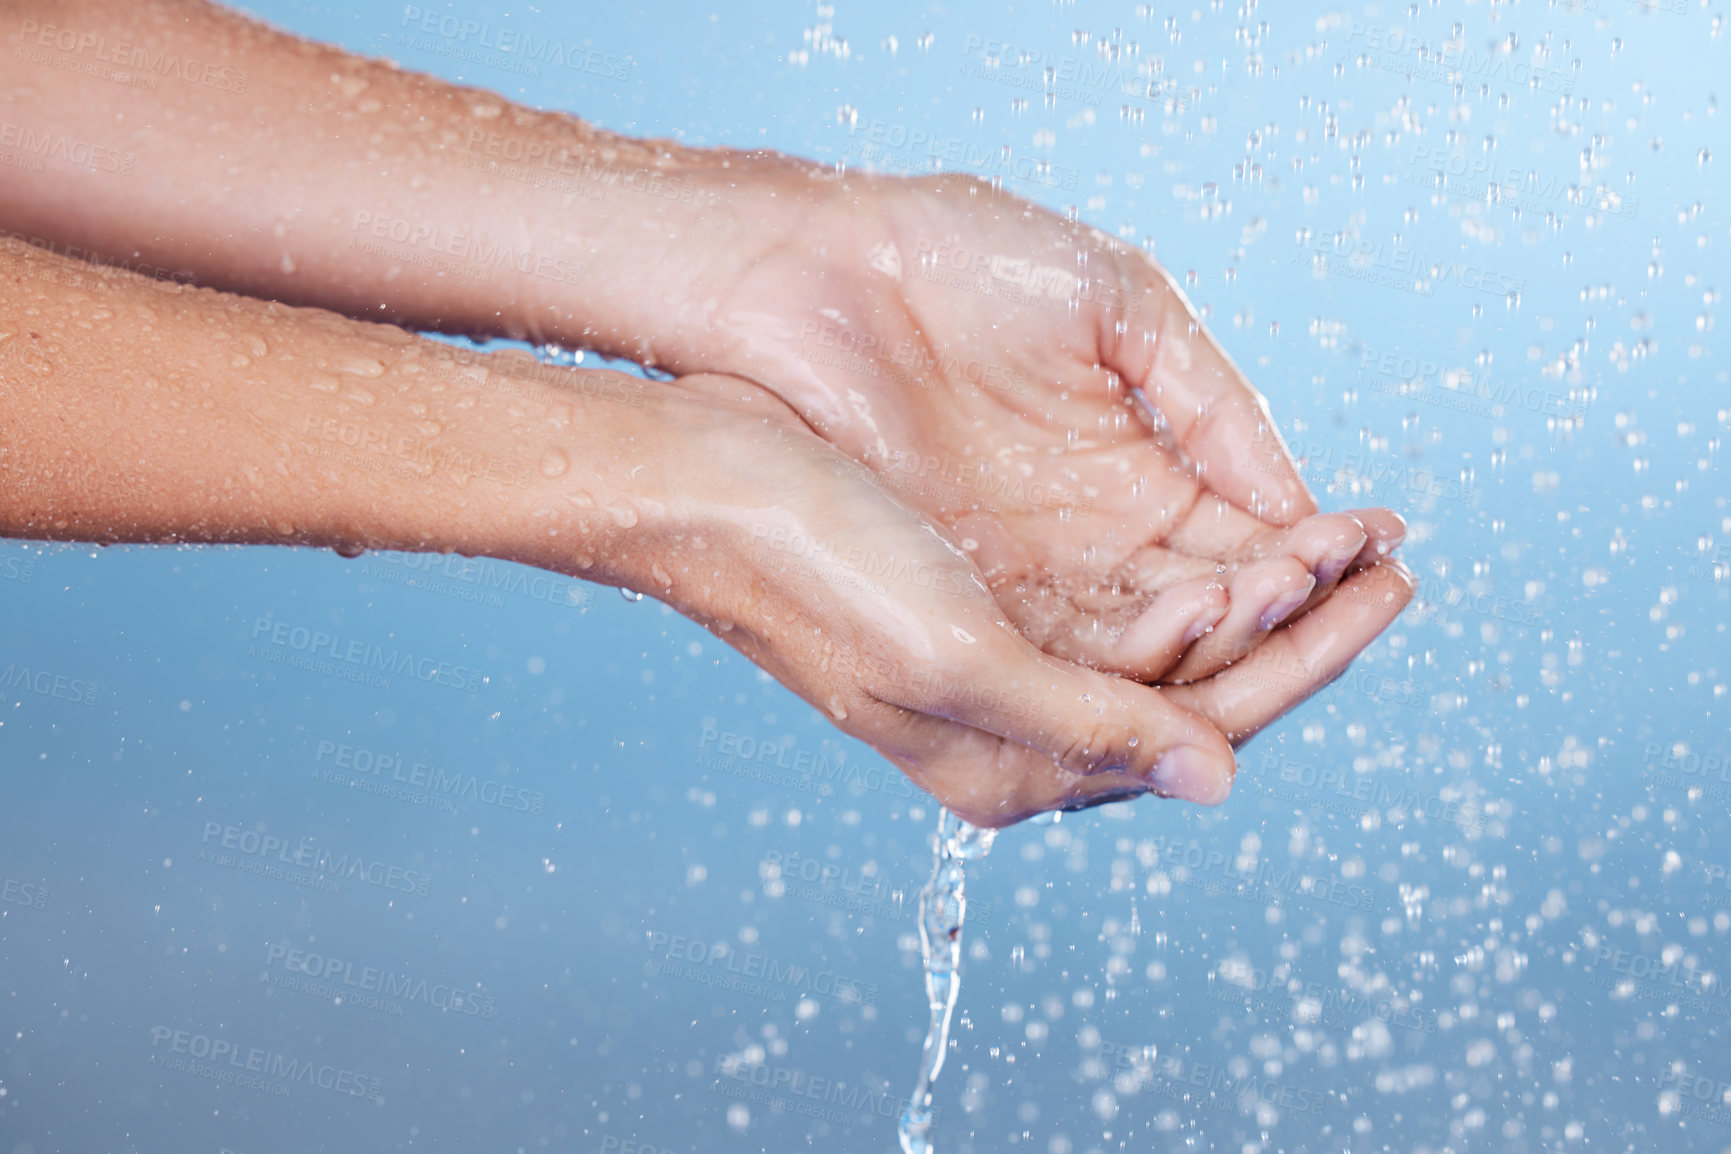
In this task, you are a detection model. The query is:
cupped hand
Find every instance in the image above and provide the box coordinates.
[612,373,1412,828]
[628,165,1406,686]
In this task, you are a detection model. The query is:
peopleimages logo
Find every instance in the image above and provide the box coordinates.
[0,661,99,707]
[312,740,546,815]
[1642,742,1730,783]
[1406,144,1637,221]
[398,6,633,80]
[199,821,432,897]
[1285,439,1482,507]
[1341,22,1574,96]
[1,877,48,911]
[1140,833,1380,913]
[711,1055,929,1126]
[1153,1053,1329,1116]
[0,549,37,584]
[844,117,1081,190]
[1212,958,1439,1035]
[361,549,590,609]
[1293,230,1524,299]
[146,1025,382,1100]
[13,18,250,93]
[264,940,497,1019]
[644,930,879,1006]
[762,849,901,908]
[1659,1068,1731,1125]
[0,121,135,175]
[1357,343,1592,424]
[956,34,1179,110]
[1260,753,1482,832]
[696,721,916,800]
[249,612,485,693]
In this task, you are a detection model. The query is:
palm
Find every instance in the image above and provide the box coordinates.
[674,172,1403,682]
[664,373,1413,824]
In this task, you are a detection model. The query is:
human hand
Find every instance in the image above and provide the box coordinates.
[0,14,1399,690]
[614,167,1407,685]
[607,373,1412,827]
[0,225,1410,833]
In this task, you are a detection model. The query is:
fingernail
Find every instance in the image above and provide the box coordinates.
[1059,788,1147,813]
[1375,524,1408,556]
[1258,575,1317,631]
[1315,535,1368,586]
[1151,745,1227,804]
[1182,602,1229,644]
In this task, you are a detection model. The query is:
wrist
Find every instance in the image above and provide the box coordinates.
[500,371,844,630]
[532,142,846,368]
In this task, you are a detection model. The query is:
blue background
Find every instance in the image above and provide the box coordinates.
[2,1,1726,1152]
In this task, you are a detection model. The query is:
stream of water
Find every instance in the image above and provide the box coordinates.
[897,808,999,1154]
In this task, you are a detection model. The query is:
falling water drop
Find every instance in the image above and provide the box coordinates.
[899,809,997,1154]
[620,587,645,602]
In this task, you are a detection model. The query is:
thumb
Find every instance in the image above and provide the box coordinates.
[860,627,1238,825]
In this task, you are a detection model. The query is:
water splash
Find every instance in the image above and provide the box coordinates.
[536,342,584,367]
[898,809,998,1154]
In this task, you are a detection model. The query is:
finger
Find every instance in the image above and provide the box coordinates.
[1249,513,1369,587]
[868,722,1176,828]
[1055,780,1155,813]
[1339,507,1408,572]
[1165,506,1367,586]
[1164,558,1315,683]
[1032,575,1229,681]
[1226,512,1367,624]
[1163,560,1417,743]
[1101,250,1318,527]
[861,633,1239,821]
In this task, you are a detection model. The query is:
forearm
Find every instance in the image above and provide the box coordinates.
[0,0,767,360]
[0,236,656,577]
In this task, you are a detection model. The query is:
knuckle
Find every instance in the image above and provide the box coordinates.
[1055,724,1119,776]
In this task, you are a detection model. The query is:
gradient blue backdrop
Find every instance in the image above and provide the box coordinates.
[1,1,1726,1151]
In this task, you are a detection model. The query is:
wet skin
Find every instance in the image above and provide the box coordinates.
[0,242,1411,827]
[0,0,1416,825]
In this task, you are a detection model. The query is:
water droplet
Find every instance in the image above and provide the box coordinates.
[540,449,570,477]
[341,357,386,378]
[620,587,644,602]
